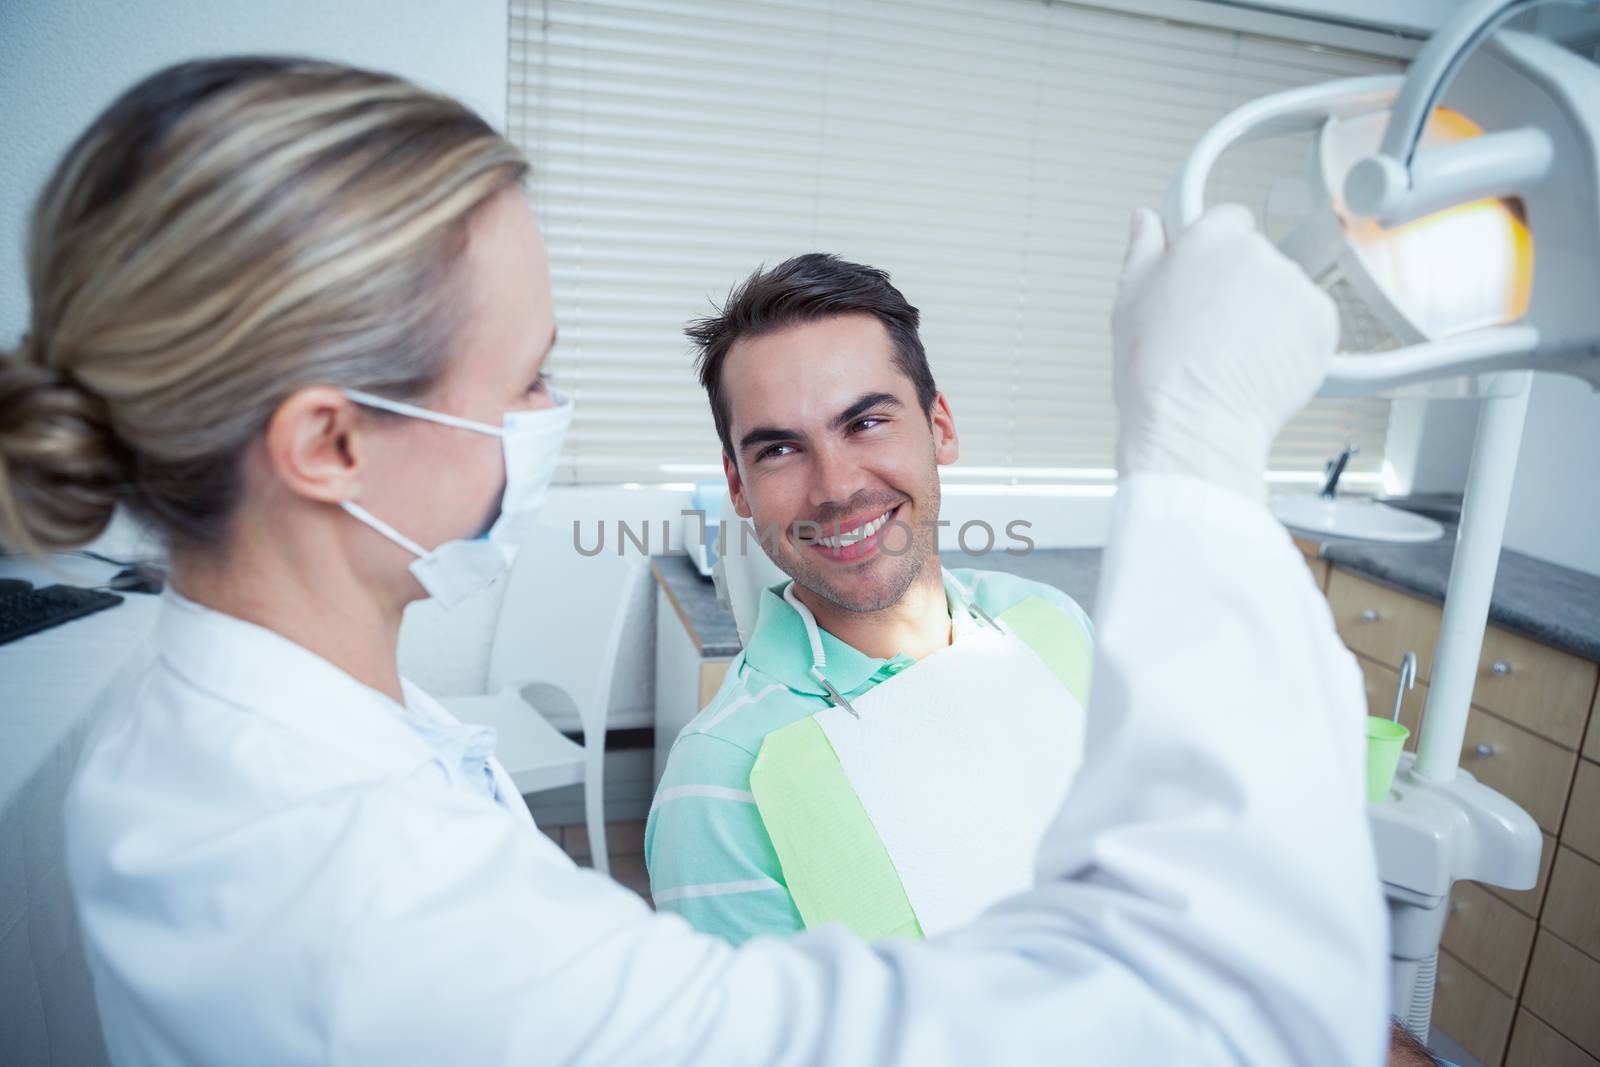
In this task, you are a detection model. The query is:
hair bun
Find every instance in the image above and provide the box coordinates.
[0,344,123,554]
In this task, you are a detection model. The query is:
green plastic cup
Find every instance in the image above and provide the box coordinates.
[1365,717,1410,803]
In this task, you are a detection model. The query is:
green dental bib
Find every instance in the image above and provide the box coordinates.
[747,595,1092,941]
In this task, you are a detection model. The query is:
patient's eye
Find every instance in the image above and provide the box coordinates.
[756,443,796,462]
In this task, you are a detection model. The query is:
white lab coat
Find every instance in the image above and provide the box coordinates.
[66,474,1388,1066]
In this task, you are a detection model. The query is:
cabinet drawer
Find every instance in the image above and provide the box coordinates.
[1307,557,1330,592]
[1567,760,1600,863]
[1485,831,1557,920]
[1434,949,1515,1067]
[1472,626,1597,749]
[1544,847,1600,962]
[1442,880,1537,995]
[1507,1010,1600,1067]
[1587,687,1599,762]
[1524,930,1600,1060]
[1460,710,1578,835]
[1356,656,1424,752]
[1328,571,1440,675]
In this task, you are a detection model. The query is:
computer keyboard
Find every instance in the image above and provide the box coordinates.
[0,584,125,646]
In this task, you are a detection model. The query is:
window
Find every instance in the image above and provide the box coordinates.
[508,0,1398,485]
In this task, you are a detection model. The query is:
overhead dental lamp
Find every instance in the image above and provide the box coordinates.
[1167,0,1598,1043]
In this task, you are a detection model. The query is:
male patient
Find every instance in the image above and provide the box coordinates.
[646,254,1094,943]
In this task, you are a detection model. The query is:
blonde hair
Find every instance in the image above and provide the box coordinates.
[0,56,529,557]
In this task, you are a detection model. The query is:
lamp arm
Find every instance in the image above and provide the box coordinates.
[1163,76,1400,234]
[1348,0,1597,218]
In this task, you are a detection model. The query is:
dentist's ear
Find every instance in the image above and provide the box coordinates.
[264,386,366,504]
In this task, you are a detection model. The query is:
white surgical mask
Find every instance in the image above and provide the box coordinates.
[339,385,573,609]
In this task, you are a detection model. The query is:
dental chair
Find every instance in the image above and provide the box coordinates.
[440,522,648,877]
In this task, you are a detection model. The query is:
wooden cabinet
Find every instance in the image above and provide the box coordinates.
[1320,562,1600,1065]
[1543,847,1600,963]
[1587,686,1600,762]
[1524,931,1600,1061]
[1293,536,1331,592]
[1506,1010,1600,1067]
[1458,709,1577,835]
[1472,626,1596,748]
[1435,950,1516,1067]
[1484,831,1556,921]
[1327,570,1442,677]
[1442,881,1537,996]
[1567,760,1600,863]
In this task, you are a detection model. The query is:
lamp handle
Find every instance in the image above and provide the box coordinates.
[1162,76,1401,234]
[1348,0,1579,219]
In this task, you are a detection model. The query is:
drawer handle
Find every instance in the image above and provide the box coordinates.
[1361,608,1381,623]
[1490,660,1512,676]
[1473,743,1496,759]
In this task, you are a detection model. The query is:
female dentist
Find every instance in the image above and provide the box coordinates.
[0,57,1386,1066]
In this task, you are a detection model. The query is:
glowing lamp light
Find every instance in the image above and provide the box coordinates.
[1336,109,1534,340]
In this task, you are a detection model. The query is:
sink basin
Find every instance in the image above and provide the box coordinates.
[1271,495,1445,543]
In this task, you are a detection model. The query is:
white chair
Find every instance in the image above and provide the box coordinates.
[439,521,647,877]
[711,490,788,644]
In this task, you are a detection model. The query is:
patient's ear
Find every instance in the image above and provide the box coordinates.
[930,391,959,466]
[723,451,752,518]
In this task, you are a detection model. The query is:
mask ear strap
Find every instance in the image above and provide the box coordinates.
[341,500,428,558]
[343,388,503,436]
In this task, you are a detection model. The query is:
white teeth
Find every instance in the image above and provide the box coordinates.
[817,509,893,549]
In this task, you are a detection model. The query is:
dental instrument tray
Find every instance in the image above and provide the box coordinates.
[0,583,124,646]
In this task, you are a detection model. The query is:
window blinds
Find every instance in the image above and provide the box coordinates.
[506,0,1399,485]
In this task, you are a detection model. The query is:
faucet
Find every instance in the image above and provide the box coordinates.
[1320,443,1359,500]
[1391,651,1417,723]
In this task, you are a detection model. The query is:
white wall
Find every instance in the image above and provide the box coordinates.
[1,0,519,707]
[0,0,508,342]
[1502,375,1600,575]
[1382,397,1482,496]
[1382,376,1600,577]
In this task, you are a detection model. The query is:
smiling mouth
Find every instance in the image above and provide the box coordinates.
[805,505,901,562]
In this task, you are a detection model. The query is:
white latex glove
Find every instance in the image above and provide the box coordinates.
[1112,204,1338,503]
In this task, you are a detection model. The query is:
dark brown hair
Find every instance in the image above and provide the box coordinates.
[686,253,937,460]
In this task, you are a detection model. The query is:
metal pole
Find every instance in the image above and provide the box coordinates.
[1413,371,1533,781]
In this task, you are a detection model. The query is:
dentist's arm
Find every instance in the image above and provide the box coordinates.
[329,205,1386,1066]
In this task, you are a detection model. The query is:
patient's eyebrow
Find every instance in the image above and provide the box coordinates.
[738,392,905,456]
[832,392,901,430]
[739,424,800,455]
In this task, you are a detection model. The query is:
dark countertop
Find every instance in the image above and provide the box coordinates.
[1315,529,1600,663]
[653,509,1600,664]
[652,554,743,658]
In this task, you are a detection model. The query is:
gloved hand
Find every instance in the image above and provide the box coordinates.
[1111,204,1338,503]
